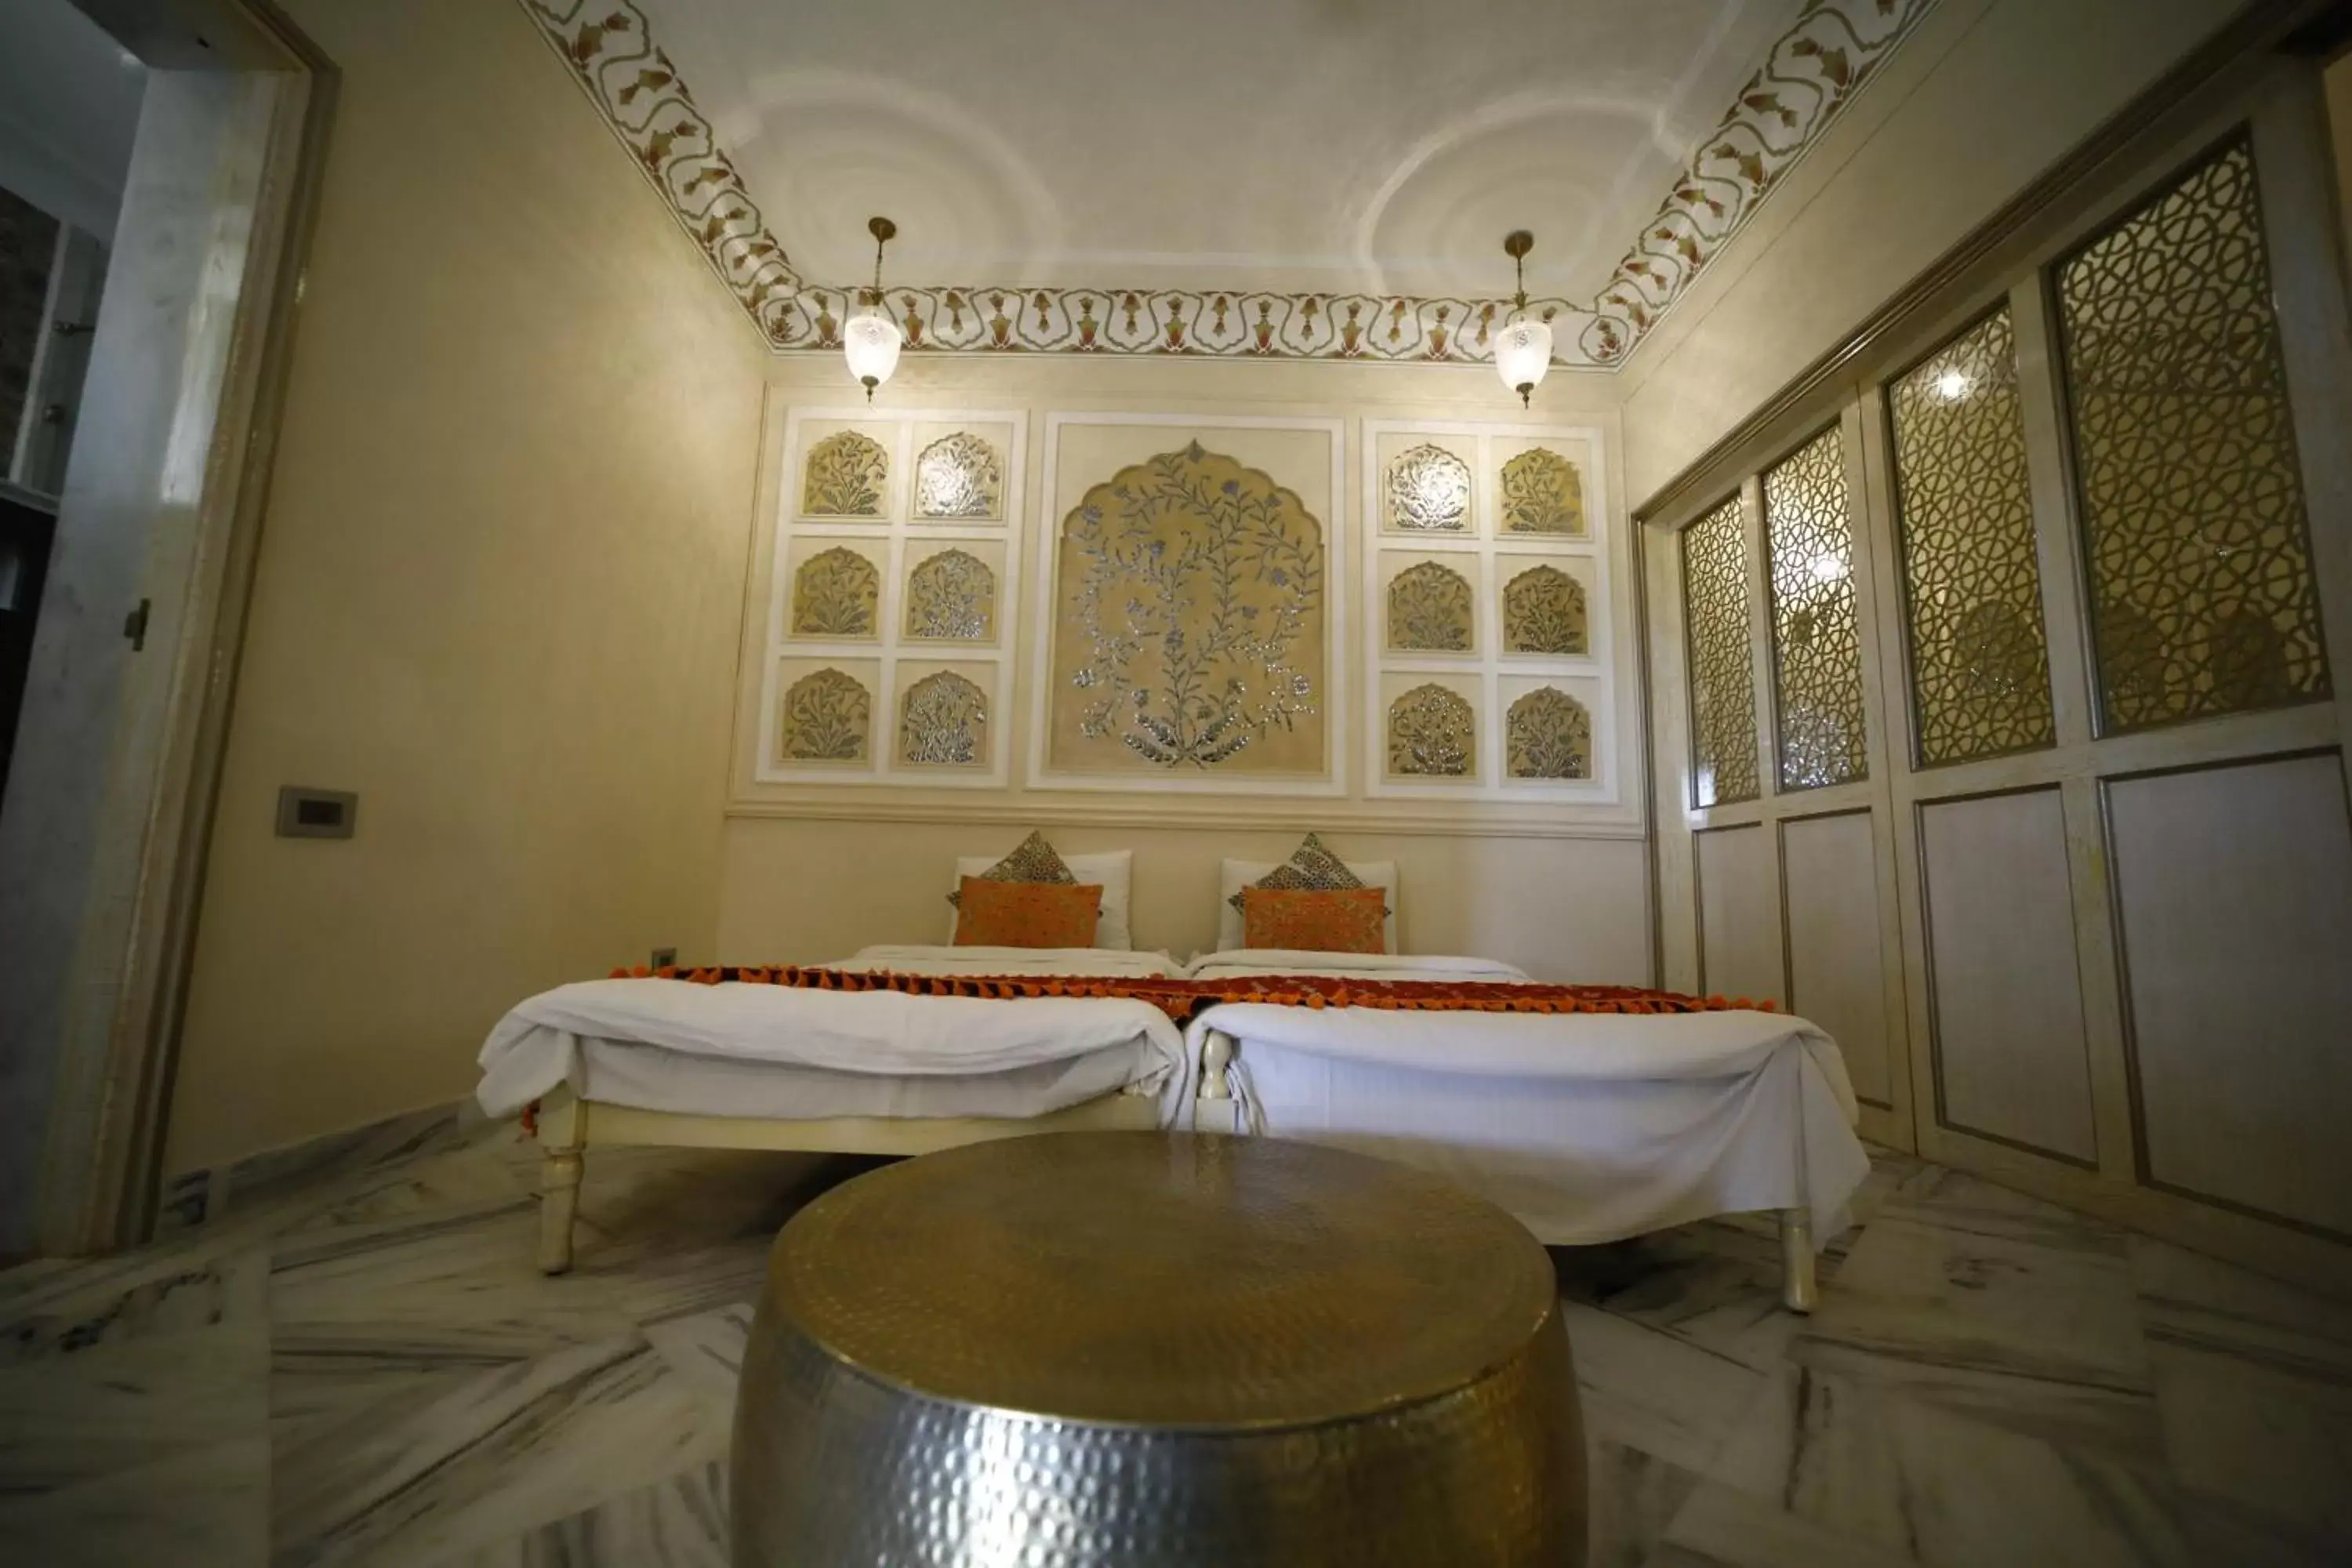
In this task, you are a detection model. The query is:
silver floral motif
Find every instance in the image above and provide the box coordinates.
[898,671,988,766]
[1501,564,1587,654]
[913,432,1004,520]
[1507,687,1592,779]
[1388,684,1475,777]
[1501,448,1584,535]
[802,430,888,517]
[1385,444,1471,532]
[791,546,880,637]
[778,668,870,761]
[1062,442,1323,769]
[1387,561,1474,652]
[904,549,996,641]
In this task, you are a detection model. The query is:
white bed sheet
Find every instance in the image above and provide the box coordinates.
[1188,957,1869,1246]
[477,946,1185,1126]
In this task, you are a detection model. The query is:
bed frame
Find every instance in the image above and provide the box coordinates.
[1194,1036,1821,1313]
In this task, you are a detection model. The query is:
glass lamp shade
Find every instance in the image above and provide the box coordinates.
[1494,314,1552,406]
[843,306,902,398]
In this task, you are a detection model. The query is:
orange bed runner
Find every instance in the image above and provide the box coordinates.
[608,963,1775,1022]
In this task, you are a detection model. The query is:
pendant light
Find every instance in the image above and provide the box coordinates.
[1494,230,1552,408]
[843,216,902,401]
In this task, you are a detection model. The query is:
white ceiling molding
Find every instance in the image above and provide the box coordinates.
[519,0,1940,369]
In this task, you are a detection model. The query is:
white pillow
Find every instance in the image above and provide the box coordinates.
[1217,857,1397,953]
[947,849,1134,949]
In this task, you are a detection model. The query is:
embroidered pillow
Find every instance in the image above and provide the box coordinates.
[947,830,1079,913]
[1227,833,1388,916]
[1240,886,1388,954]
[952,877,1104,948]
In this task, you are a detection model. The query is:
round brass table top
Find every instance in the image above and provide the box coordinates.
[769,1131,1556,1428]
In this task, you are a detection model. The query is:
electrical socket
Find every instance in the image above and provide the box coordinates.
[651,946,677,969]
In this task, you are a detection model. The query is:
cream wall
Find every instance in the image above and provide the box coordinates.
[163,0,768,1174]
[720,355,1650,982]
[1618,0,2245,508]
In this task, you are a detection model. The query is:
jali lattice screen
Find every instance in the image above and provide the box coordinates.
[1763,426,1868,791]
[1681,493,1761,808]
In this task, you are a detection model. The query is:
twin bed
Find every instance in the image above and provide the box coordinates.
[477,847,1869,1312]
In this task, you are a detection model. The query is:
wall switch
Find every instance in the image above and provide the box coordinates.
[651,947,677,969]
[276,786,356,838]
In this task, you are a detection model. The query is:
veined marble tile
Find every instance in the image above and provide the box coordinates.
[0,1239,267,1368]
[439,1457,729,1568]
[0,1319,267,1498]
[1561,1221,1806,1374]
[1555,1299,1762,1474]
[2129,1237,2352,1383]
[1585,1438,1702,1568]
[287,1141,532,1235]
[1652,1478,1920,1568]
[641,1302,752,1423]
[2175,1486,2352,1568]
[219,1102,474,1230]
[272,1329,721,1567]
[0,1432,267,1568]
[1711,1363,2190,1567]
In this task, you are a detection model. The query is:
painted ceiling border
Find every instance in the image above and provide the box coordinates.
[520,0,1940,370]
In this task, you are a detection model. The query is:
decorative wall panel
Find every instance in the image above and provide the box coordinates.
[1386,561,1475,652]
[759,411,1025,786]
[1681,493,1760,808]
[903,547,996,641]
[1889,308,2056,764]
[2055,133,2332,733]
[1780,811,1893,1108]
[1387,682,1476,779]
[1039,421,1339,789]
[800,430,890,517]
[913,431,1005,521]
[1500,448,1584,535]
[1384,442,1472,533]
[1764,427,1868,790]
[1696,824,1780,1004]
[1505,688,1591,780]
[1501,564,1586,655]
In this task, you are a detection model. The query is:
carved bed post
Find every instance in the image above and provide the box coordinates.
[1196,1033,1236,1135]
[537,1094,585,1276]
[1779,1208,1817,1314]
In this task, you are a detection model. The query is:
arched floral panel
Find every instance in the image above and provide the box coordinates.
[913,432,1004,520]
[1387,684,1475,777]
[1386,561,1474,652]
[1501,564,1586,654]
[903,549,996,641]
[1500,448,1584,535]
[898,671,989,767]
[1385,443,1471,532]
[1506,687,1592,780]
[791,546,880,637]
[801,430,889,517]
[777,669,870,762]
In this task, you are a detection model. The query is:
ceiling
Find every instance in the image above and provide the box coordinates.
[643,0,1806,303]
[0,0,147,239]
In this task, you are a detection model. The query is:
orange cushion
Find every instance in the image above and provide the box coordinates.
[952,877,1102,948]
[1240,886,1388,954]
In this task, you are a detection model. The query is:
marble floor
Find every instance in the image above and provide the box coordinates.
[2,1108,2347,1566]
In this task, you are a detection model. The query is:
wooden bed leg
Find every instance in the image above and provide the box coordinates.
[536,1093,585,1276]
[1196,1034,1234,1134]
[1779,1208,1818,1315]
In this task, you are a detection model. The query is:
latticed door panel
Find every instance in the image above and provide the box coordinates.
[1763,428,1869,791]
[1680,494,1761,808]
[2054,132,2333,733]
[1888,308,2058,766]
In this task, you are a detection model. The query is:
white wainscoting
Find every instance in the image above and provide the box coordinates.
[1695,822,1782,1004]
[1919,788,2099,1165]
[1780,810,1894,1110]
[2106,752,2352,1236]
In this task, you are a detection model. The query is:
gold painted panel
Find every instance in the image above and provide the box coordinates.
[778,668,872,763]
[1506,687,1591,779]
[913,431,1004,520]
[2055,134,2332,732]
[903,548,996,641]
[1764,427,1867,791]
[898,670,989,768]
[791,546,880,638]
[1387,561,1474,652]
[1501,564,1587,655]
[1888,307,2056,764]
[1681,494,1760,808]
[1500,448,1584,535]
[1384,442,1472,532]
[1049,441,1327,775]
[802,430,890,517]
[1388,683,1475,778]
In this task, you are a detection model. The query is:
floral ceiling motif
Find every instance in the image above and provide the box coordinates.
[521,0,1938,367]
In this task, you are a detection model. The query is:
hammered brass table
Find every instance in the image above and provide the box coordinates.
[731,1131,1586,1566]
